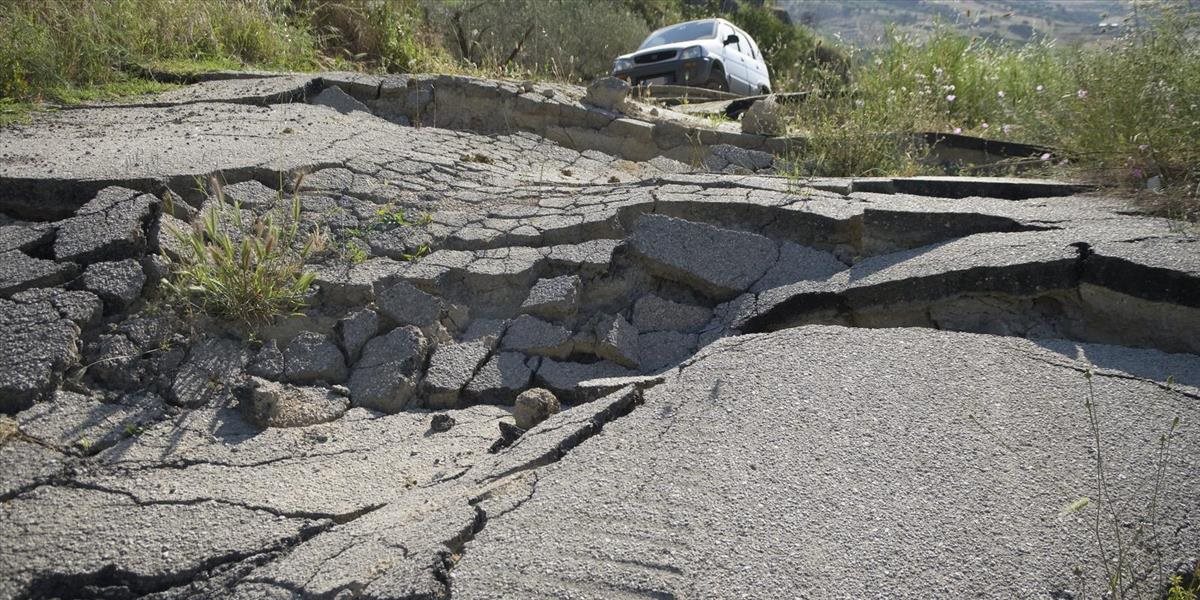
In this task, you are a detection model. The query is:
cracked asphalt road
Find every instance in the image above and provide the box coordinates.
[0,72,1197,599]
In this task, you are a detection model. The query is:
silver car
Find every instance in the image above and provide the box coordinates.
[611,18,772,96]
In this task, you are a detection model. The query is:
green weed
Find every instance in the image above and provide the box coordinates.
[0,98,34,127]
[163,178,318,326]
[341,239,369,265]
[50,78,178,104]
[307,0,456,73]
[1168,565,1200,600]
[401,244,431,262]
[1080,368,1190,599]
[333,205,433,265]
[378,207,411,226]
[353,205,434,233]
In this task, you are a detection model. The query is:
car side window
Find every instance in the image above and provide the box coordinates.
[737,29,755,58]
[719,24,741,54]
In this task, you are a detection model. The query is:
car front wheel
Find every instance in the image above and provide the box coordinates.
[704,65,729,92]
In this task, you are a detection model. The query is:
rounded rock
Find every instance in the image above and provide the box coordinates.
[513,388,561,430]
[430,413,456,433]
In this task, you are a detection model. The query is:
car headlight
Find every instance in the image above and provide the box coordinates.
[613,58,634,72]
[679,46,705,60]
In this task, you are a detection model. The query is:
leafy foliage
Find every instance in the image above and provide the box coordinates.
[1168,565,1199,600]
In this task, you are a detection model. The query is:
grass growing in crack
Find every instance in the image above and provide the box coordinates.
[0,416,17,444]
[1169,565,1200,600]
[1074,369,1191,600]
[163,178,318,326]
[340,239,369,265]
[460,152,494,164]
[370,205,429,229]
[401,244,431,262]
[335,205,434,265]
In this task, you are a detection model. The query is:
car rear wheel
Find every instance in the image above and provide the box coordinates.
[704,65,729,92]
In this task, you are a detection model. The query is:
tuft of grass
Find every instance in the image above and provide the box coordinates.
[372,206,414,228]
[0,416,18,444]
[783,94,935,178]
[136,57,246,78]
[335,206,434,265]
[0,98,34,127]
[341,240,369,265]
[401,243,431,262]
[164,178,318,326]
[460,153,494,164]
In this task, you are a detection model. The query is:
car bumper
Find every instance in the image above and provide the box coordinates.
[612,57,715,87]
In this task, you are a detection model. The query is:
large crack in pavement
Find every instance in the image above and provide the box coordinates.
[438,385,652,599]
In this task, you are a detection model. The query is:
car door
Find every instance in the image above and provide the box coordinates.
[716,23,750,94]
[741,31,770,93]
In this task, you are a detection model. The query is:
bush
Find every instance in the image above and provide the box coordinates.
[1054,9,1200,200]
[783,89,933,177]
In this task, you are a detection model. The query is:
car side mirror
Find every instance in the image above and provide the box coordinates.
[723,34,739,46]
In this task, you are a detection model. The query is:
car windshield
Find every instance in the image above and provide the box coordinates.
[638,21,716,50]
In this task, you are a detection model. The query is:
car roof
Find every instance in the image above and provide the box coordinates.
[646,18,756,47]
[652,17,739,32]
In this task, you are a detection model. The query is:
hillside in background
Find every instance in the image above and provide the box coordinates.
[782,0,1131,45]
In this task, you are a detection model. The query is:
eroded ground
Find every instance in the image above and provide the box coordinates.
[1,73,1197,600]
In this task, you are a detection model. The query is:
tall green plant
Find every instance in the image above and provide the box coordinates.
[165,179,318,326]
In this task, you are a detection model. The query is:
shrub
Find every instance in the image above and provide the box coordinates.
[1053,8,1200,203]
[164,179,318,326]
[621,0,690,29]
